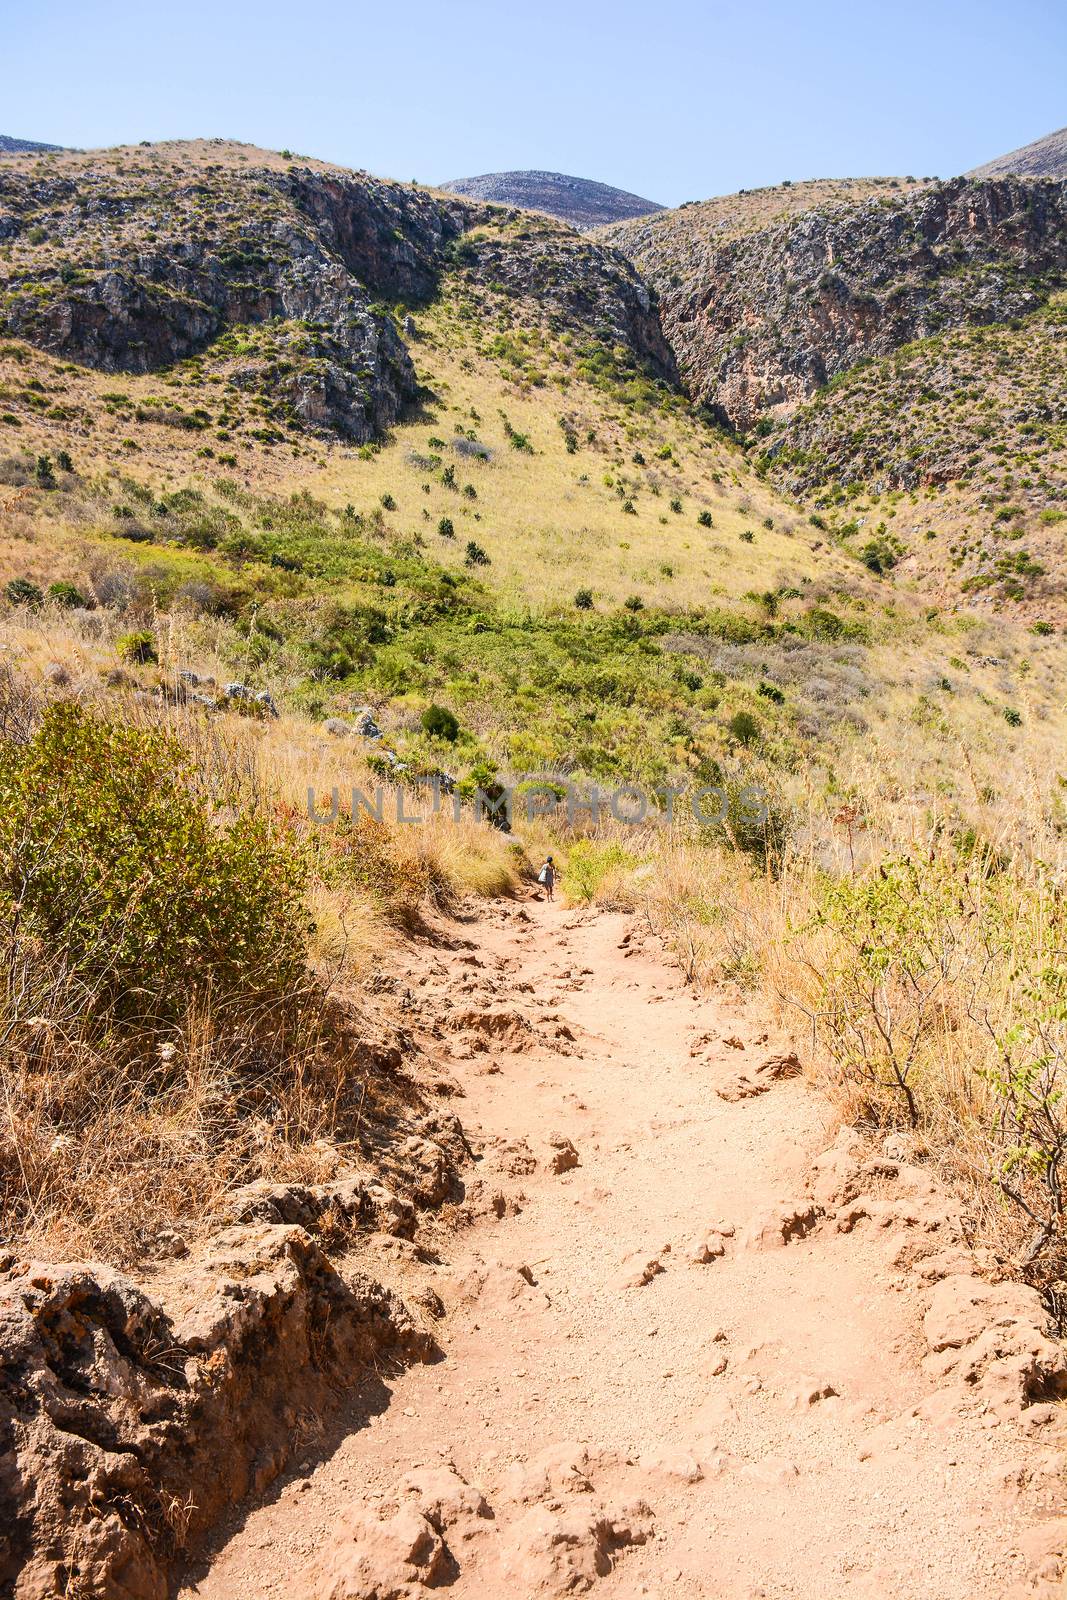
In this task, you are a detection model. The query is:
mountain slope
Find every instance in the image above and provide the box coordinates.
[0,134,63,154]
[604,176,1067,431]
[440,169,664,229]
[0,142,672,444]
[968,123,1067,178]
[757,294,1067,613]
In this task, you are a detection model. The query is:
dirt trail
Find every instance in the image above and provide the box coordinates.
[179,897,1067,1600]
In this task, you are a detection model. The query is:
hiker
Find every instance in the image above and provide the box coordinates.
[538,854,555,901]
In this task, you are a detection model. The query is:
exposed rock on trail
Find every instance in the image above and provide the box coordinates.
[0,1221,436,1600]
[175,900,1067,1600]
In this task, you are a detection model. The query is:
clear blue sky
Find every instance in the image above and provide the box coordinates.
[5,0,1065,204]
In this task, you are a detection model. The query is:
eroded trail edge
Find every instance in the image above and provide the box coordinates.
[182,899,1067,1600]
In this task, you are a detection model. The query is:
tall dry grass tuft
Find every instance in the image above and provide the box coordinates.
[622,751,1067,1296]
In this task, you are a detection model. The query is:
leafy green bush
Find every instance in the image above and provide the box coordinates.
[421,703,460,741]
[5,578,43,608]
[465,540,490,566]
[574,587,594,609]
[728,710,760,745]
[47,580,87,609]
[438,516,455,538]
[561,840,637,905]
[0,703,308,1021]
[117,629,158,665]
[697,510,713,528]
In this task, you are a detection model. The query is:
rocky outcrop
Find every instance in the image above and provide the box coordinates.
[0,163,484,443]
[607,176,1067,430]
[0,1217,435,1599]
[454,218,677,381]
[0,148,677,439]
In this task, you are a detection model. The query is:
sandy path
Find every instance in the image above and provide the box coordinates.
[179,897,1065,1599]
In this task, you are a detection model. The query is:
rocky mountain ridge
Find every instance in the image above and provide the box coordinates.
[0,134,63,155]
[604,175,1067,430]
[0,145,674,441]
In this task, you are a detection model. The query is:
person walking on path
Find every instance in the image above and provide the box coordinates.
[537,854,556,901]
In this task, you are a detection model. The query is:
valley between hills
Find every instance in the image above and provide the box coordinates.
[1,132,1067,1598]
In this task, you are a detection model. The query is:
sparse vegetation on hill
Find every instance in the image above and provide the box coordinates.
[758,294,1067,611]
[968,122,1067,179]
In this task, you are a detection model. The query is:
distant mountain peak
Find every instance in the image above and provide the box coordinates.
[968,124,1067,179]
[440,169,664,231]
[0,134,63,154]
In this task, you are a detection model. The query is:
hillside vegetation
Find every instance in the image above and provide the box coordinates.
[759,294,1067,614]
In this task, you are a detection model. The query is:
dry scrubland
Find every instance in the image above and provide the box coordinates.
[1,143,1067,1307]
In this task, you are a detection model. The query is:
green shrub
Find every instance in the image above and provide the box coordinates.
[421,703,460,741]
[727,710,760,745]
[697,510,713,527]
[117,629,158,665]
[465,540,490,566]
[438,516,455,538]
[623,594,644,612]
[380,492,397,511]
[0,703,308,1021]
[5,578,43,608]
[574,587,594,609]
[47,579,87,609]
[561,840,637,905]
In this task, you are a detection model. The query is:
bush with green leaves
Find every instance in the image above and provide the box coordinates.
[421,703,460,741]
[574,587,594,610]
[727,710,759,745]
[561,840,638,905]
[117,629,158,665]
[465,540,490,566]
[0,703,309,1022]
[47,580,87,609]
[5,578,43,608]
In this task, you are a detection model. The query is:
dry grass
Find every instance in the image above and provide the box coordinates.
[0,664,522,1266]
